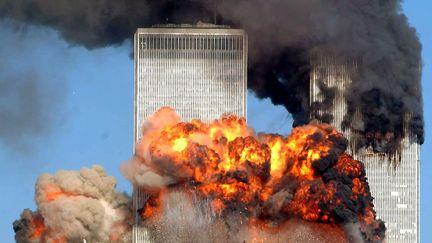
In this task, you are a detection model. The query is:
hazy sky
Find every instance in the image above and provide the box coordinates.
[0,1,430,242]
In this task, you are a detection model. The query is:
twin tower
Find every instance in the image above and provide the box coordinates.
[133,24,419,243]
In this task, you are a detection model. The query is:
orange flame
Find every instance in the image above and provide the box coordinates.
[29,214,45,239]
[44,184,78,202]
[136,108,385,241]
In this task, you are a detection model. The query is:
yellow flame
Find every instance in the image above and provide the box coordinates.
[172,138,187,152]
[307,150,321,161]
[269,141,283,175]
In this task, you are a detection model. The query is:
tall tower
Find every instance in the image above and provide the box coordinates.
[310,57,420,243]
[133,24,248,242]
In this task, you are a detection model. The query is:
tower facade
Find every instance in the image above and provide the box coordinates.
[310,57,420,243]
[133,25,248,242]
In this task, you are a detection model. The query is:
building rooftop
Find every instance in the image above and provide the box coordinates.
[136,22,245,35]
[151,21,230,29]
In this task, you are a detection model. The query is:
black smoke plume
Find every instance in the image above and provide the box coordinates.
[0,0,423,148]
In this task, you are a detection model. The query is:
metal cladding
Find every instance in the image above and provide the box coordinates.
[133,25,248,242]
[310,57,420,242]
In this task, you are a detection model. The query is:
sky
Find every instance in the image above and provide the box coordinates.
[0,1,430,242]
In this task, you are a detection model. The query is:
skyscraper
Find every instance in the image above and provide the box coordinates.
[310,57,420,243]
[133,24,248,242]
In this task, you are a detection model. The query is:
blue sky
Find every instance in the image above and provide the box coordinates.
[0,1,430,242]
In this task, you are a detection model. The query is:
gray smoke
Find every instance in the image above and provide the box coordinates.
[0,70,50,150]
[0,0,423,144]
[142,190,352,243]
[0,21,64,152]
[13,165,133,243]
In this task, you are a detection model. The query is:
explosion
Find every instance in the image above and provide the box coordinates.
[122,107,386,242]
[14,107,386,242]
[13,166,132,243]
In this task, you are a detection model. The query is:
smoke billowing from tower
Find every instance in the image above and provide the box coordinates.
[0,0,423,147]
